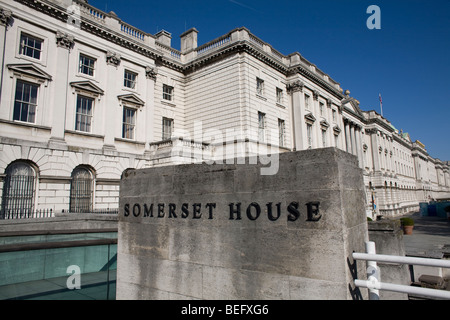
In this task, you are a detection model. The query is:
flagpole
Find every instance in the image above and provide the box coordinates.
[379,94,383,117]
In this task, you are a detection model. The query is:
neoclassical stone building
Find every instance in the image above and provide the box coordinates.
[0,0,449,219]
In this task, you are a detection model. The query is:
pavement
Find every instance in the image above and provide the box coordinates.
[401,212,450,259]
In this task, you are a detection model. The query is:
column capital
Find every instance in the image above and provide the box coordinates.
[365,128,378,135]
[145,66,158,80]
[106,50,121,66]
[286,80,304,93]
[0,7,12,27]
[56,30,75,49]
[313,90,320,101]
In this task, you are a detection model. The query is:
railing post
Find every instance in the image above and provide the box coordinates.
[365,241,380,300]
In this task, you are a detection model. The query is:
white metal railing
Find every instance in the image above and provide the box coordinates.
[353,241,450,300]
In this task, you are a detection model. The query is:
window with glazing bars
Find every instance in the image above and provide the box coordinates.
[75,95,93,132]
[322,129,327,147]
[19,33,43,60]
[307,123,313,149]
[162,117,173,140]
[124,70,137,89]
[163,84,173,101]
[258,112,266,142]
[13,80,38,123]
[276,88,283,104]
[278,119,285,147]
[256,78,264,96]
[79,54,96,76]
[305,94,311,109]
[122,107,136,139]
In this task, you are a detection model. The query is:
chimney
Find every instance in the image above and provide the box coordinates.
[155,30,172,47]
[180,28,198,53]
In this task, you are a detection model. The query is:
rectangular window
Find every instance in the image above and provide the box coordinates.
[20,33,43,60]
[122,107,136,140]
[256,78,264,96]
[13,80,38,123]
[163,84,174,101]
[319,102,324,116]
[278,119,285,147]
[75,95,93,132]
[276,88,283,104]
[322,129,327,148]
[305,94,311,110]
[79,54,96,76]
[334,134,339,148]
[124,70,138,89]
[162,117,173,140]
[258,112,266,142]
[307,124,313,149]
[332,109,337,122]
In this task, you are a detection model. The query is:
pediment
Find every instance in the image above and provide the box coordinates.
[117,93,145,106]
[320,119,330,128]
[7,64,52,80]
[342,97,363,118]
[304,113,316,123]
[70,81,104,95]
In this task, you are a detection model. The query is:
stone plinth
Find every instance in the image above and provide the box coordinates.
[117,148,368,300]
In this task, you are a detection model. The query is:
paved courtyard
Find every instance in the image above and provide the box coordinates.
[402,212,450,259]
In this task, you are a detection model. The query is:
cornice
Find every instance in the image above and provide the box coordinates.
[183,41,288,76]
[365,116,395,134]
[392,132,413,149]
[288,65,344,100]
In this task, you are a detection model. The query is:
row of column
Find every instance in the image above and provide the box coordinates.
[343,119,364,168]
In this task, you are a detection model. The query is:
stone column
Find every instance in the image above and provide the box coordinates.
[103,50,121,150]
[344,120,351,153]
[313,90,321,148]
[355,125,363,168]
[0,8,12,101]
[287,80,305,151]
[144,66,157,156]
[350,123,356,156]
[49,30,74,146]
[369,129,381,172]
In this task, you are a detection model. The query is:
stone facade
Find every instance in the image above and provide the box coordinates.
[0,0,449,218]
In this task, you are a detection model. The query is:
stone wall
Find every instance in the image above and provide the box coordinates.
[117,148,368,300]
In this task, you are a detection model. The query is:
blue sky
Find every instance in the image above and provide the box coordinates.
[90,0,450,161]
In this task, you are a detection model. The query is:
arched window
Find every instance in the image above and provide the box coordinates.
[69,166,94,213]
[1,161,37,218]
